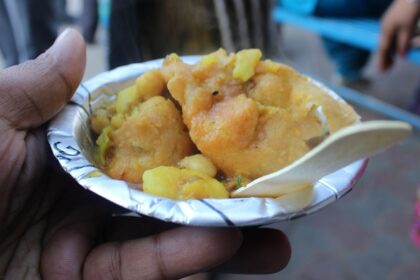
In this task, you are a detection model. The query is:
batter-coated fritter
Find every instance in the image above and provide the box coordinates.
[106,96,194,183]
[162,49,358,179]
[91,70,194,184]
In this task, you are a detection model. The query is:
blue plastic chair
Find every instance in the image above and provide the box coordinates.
[273,8,420,64]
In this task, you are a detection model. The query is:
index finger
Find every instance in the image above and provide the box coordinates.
[397,28,411,57]
[83,227,243,279]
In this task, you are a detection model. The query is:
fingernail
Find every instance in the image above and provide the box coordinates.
[49,28,78,55]
[56,28,72,42]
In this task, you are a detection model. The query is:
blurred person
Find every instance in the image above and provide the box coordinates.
[26,0,58,57]
[53,0,75,23]
[107,0,277,69]
[0,0,57,67]
[108,0,219,69]
[0,0,18,67]
[0,28,291,278]
[280,0,394,87]
[378,0,420,115]
[378,0,420,71]
[107,0,143,68]
[281,0,420,115]
[79,0,98,44]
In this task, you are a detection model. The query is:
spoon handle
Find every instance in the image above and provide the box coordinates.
[232,120,412,198]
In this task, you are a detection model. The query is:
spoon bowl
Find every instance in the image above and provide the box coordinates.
[232,120,412,198]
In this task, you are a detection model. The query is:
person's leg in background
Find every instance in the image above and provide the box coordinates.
[4,0,32,62]
[314,0,393,85]
[3,0,57,63]
[53,0,74,23]
[320,39,370,85]
[26,0,58,59]
[80,0,98,44]
[0,0,19,67]
[108,0,143,69]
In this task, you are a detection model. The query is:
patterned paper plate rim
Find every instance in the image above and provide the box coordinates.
[47,56,367,227]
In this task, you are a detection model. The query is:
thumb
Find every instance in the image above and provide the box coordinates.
[0,28,86,129]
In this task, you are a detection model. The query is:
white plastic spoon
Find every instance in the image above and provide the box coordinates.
[231,120,412,198]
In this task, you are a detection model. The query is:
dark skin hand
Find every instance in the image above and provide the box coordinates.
[0,29,291,279]
[378,0,420,71]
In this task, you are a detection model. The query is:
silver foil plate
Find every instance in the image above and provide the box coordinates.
[48,56,367,227]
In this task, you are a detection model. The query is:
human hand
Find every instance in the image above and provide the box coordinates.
[0,29,291,279]
[378,0,420,71]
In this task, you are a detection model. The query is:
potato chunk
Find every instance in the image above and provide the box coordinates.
[233,49,262,82]
[178,154,217,178]
[143,166,229,200]
[115,85,138,114]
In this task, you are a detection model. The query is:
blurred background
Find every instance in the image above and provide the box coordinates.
[1,0,419,279]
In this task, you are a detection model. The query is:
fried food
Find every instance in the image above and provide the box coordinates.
[106,96,194,183]
[143,166,229,199]
[92,71,194,183]
[161,49,358,180]
[91,48,358,199]
[177,154,217,177]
